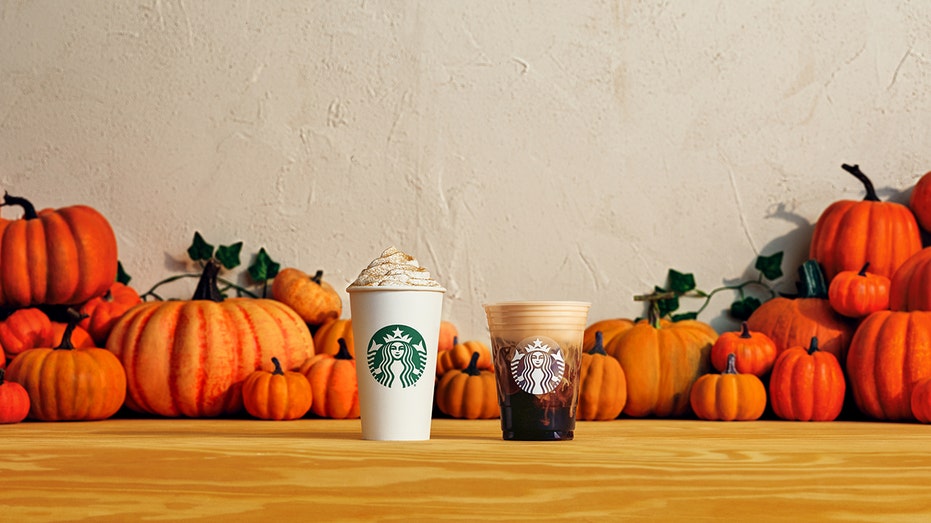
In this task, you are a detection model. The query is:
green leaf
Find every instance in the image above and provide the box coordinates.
[187,232,214,262]
[668,269,696,294]
[215,242,243,270]
[755,251,784,281]
[671,311,698,321]
[730,296,762,321]
[116,261,132,285]
[248,248,280,283]
[654,286,679,318]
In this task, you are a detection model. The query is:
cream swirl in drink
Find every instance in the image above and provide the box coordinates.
[349,246,444,289]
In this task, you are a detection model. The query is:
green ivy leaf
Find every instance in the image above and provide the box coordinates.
[654,286,680,318]
[671,311,698,321]
[216,242,243,270]
[248,248,280,283]
[755,251,784,281]
[668,269,696,294]
[116,261,132,285]
[187,232,214,262]
[730,296,762,321]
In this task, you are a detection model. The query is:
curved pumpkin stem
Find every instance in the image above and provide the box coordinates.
[738,321,752,339]
[55,309,87,351]
[796,260,829,299]
[311,270,324,285]
[841,164,880,202]
[192,260,224,302]
[271,356,285,375]
[858,262,870,277]
[589,331,608,356]
[463,351,481,376]
[807,336,820,355]
[1,192,39,220]
[335,338,353,360]
[724,353,738,375]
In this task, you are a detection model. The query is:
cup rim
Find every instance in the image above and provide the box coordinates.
[483,300,591,309]
[347,284,447,293]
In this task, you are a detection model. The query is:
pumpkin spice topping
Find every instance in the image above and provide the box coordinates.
[348,246,443,289]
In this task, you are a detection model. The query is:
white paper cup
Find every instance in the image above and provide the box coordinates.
[348,286,445,440]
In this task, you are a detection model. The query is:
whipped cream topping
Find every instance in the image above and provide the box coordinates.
[348,246,444,289]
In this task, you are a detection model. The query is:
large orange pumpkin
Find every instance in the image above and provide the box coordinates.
[582,318,635,352]
[889,248,931,311]
[809,164,921,281]
[106,261,315,418]
[0,193,118,307]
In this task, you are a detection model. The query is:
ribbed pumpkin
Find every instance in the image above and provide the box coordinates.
[106,261,315,418]
[0,192,118,307]
[0,368,30,424]
[828,262,890,318]
[299,338,360,419]
[78,282,143,345]
[607,311,716,418]
[271,268,342,327]
[710,322,776,377]
[577,331,627,421]
[908,170,931,233]
[6,316,126,421]
[768,337,846,422]
[889,248,931,311]
[746,261,856,365]
[0,307,53,360]
[909,378,931,424]
[313,318,354,358]
[583,318,635,352]
[435,352,499,420]
[689,354,766,421]
[436,337,493,376]
[846,310,931,420]
[242,357,313,421]
[809,164,921,281]
[438,320,458,353]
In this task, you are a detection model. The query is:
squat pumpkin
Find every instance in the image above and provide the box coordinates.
[0,307,54,360]
[0,368,30,424]
[242,357,313,421]
[435,352,498,420]
[271,268,342,327]
[436,337,493,376]
[710,322,776,377]
[689,354,766,421]
[828,262,890,318]
[768,337,846,422]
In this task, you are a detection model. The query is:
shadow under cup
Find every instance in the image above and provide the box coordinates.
[483,301,591,441]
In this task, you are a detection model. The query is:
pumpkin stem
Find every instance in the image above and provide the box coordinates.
[795,260,829,299]
[858,262,871,277]
[271,356,285,375]
[55,309,87,351]
[192,260,224,302]
[463,351,482,376]
[336,338,353,360]
[589,331,608,356]
[841,164,880,202]
[724,353,738,375]
[738,321,752,339]
[452,335,459,347]
[808,336,820,355]
[0,367,6,385]
[1,192,39,219]
[311,270,324,285]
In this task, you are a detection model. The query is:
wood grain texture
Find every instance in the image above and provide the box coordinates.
[3,418,931,521]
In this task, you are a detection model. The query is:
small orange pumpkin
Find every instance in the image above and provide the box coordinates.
[313,318,355,358]
[828,262,890,318]
[435,352,499,419]
[0,308,54,360]
[242,357,313,421]
[0,368,30,424]
[577,331,627,421]
[78,282,143,345]
[689,353,766,421]
[437,320,458,353]
[910,377,931,423]
[271,268,342,327]
[436,337,493,376]
[299,338,360,419]
[769,337,846,422]
[710,321,776,377]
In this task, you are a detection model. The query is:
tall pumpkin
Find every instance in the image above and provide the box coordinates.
[809,164,921,281]
[106,261,315,418]
[0,193,118,307]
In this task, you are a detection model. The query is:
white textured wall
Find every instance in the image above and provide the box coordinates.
[2,1,931,337]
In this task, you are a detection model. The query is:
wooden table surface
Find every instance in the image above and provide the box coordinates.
[4,416,931,522]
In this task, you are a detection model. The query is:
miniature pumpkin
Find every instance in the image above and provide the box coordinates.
[689,353,766,421]
[0,192,118,308]
[6,315,126,421]
[106,261,315,418]
[809,164,921,281]
[313,318,354,358]
[746,261,856,365]
[435,351,499,419]
[242,357,313,420]
[828,262,890,318]
[583,318,635,352]
[438,320,458,353]
[889,248,931,311]
[577,331,627,421]
[78,282,143,344]
[768,337,846,422]
[0,307,54,360]
[271,268,342,327]
[50,321,95,348]
[0,368,30,424]
[909,377,931,423]
[299,338,359,419]
[608,311,716,418]
[710,321,776,377]
[908,170,931,233]
[436,337,493,376]
[846,310,931,420]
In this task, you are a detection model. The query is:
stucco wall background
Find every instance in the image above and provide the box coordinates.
[2,1,930,338]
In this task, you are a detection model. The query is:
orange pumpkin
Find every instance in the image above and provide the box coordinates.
[78,282,143,345]
[106,261,315,418]
[0,307,54,360]
[435,352,499,420]
[6,317,126,421]
[846,310,931,420]
[583,318,635,352]
[436,337,493,376]
[908,169,931,233]
[689,353,766,421]
[438,320,458,353]
[768,337,846,422]
[299,338,360,419]
[0,192,118,307]
[242,357,313,421]
[313,318,354,358]
[909,378,931,423]
[828,262,890,318]
[577,331,627,421]
[271,268,342,327]
[0,368,30,424]
[50,321,95,348]
[710,321,776,377]
[809,164,921,281]
[889,248,931,311]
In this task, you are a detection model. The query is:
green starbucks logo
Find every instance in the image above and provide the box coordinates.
[366,325,428,389]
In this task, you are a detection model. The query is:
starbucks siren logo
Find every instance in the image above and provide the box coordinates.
[510,336,565,395]
[366,325,428,389]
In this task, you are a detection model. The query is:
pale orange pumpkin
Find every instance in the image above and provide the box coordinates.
[271,268,342,327]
